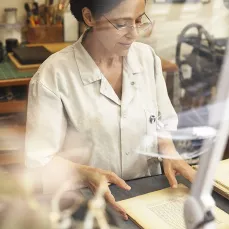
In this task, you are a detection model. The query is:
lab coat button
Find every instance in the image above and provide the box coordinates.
[126,152,129,155]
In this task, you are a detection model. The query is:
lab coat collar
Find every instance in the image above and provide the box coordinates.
[100,78,121,106]
[74,34,102,86]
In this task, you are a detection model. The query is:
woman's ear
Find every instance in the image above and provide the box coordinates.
[82,7,96,27]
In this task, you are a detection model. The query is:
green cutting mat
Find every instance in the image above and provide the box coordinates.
[0,59,35,80]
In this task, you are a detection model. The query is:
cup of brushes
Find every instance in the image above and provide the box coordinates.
[25,2,64,43]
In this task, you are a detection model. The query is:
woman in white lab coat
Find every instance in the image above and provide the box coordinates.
[25,0,195,219]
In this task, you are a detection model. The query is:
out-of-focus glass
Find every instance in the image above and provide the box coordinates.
[136,1,229,161]
[137,125,217,160]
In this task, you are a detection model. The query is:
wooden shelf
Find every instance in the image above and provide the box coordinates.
[0,100,27,114]
[0,78,31,87]
[0,152,24,165]
[161,58,178,73]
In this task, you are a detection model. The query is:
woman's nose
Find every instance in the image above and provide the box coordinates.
[125,27,138,40]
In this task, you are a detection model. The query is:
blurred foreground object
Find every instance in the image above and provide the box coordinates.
[184,39,229,229]
[84,176,111,229]
[0,167,120,229]
[0,171,51,229]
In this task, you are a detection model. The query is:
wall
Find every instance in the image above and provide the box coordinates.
[0,0,45,22]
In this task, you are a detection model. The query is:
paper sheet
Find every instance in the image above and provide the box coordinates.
[118,184,229,229]
[214,159,229,190]
[193,159,229,200]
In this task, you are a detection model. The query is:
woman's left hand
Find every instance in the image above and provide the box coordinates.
[162,159,196,188]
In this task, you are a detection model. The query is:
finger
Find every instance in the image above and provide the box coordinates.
[104,190,128,220]
[106,172,131,190]
[105,195,128,220]
[176,161,196,183]
[178,164,196,183]
[164,166,178,188]
[88,180,129,221]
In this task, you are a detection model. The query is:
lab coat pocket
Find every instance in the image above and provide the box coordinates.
[140,108,159,157]
[138,108,161,176]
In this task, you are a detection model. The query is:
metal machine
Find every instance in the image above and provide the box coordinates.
[176,23,227,111]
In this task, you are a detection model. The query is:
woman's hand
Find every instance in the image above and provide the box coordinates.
[78,165,131,220]
[158,137,196,188]
[163,158,196,188]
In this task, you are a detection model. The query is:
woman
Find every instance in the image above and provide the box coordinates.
[25,0,195,220]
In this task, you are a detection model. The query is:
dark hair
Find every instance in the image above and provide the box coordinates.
[70,0,125,22]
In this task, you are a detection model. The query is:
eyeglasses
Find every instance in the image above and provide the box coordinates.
[103,13,154,37]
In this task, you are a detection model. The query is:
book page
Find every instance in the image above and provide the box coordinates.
[214,183,229,200]
[214,159,229,190]
[193,159,229,199]
[118,184,229,229]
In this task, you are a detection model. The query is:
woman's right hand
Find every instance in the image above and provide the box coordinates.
[77,165,131,220]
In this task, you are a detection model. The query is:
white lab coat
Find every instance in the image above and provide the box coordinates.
[25,35,178,180]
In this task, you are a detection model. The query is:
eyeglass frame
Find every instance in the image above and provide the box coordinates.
[102,13,153,33]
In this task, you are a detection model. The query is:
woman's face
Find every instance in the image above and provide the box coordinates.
[93,0,146,56]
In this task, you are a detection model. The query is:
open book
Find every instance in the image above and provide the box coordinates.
[118,184,229,229]
[193,159,229,200]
